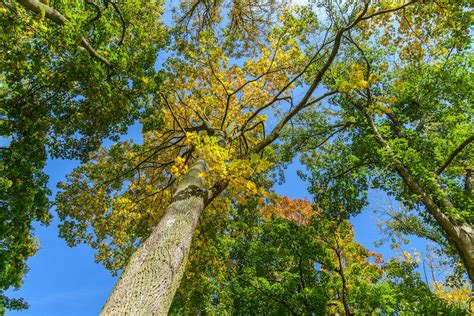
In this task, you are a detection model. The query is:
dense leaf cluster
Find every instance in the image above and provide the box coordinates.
[170,202,467,314]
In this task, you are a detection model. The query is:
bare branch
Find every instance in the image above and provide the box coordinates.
[246,5,371,153]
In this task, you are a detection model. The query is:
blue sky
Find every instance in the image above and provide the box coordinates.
[7,160,116,316]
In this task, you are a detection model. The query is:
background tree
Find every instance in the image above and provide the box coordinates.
[1,0,166,312]
[278,0,473,282]
[169,199,468,314]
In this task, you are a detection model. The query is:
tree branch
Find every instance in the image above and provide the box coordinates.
[465,167,473,196]
[249,2,374,155]
[17,0,112,68]
[160,93,187,135]
[435,135,474,175]
[360,0,418,21]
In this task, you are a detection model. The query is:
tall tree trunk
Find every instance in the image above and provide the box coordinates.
[100,159,208,315]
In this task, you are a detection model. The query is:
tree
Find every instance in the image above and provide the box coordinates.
[381,252,468,314]
[1,0,166,312]
[278,0,473,282]
[54,1,454,313]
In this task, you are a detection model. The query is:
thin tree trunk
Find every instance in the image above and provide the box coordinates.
[364,112,474,283]
[100,159,208,315]
[334,238,351,316]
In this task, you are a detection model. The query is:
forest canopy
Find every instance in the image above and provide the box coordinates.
[1,0,472,314]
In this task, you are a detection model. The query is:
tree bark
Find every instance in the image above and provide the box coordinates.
[100,159,208,315]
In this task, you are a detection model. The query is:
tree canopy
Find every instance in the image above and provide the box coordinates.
[278,0,473,279]
[1,0,472,314]
[170,199,469,314]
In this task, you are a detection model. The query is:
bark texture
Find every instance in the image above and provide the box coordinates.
[100,159,208,315]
